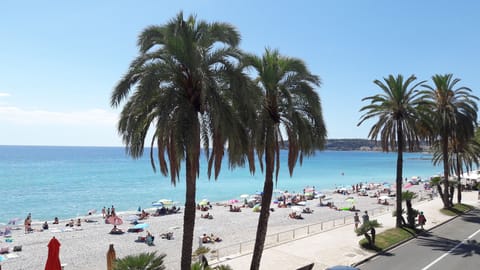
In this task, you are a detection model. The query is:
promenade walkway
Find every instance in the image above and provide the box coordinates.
[211,191,480,270]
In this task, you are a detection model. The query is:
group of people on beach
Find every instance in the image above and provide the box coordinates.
[101,205,116,219]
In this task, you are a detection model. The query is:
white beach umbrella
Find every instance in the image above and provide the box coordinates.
[240,194,249,198]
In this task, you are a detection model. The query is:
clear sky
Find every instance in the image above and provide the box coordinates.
[1,0,479,146]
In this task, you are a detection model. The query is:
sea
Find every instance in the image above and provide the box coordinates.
[0,145,441,223]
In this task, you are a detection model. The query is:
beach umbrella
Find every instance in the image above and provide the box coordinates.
[106,244,116,270]
[378,195,390,200]
[152,201,164,207]
[240,194,249,198]
[107,216,123,225]
[159,198,172,203]
[404,182,413,189]
[199,199,209,206]
[134,223,149,229]
[45,236,62,270]
[228,199,239,204]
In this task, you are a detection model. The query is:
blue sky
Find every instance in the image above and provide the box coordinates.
[1,0,479,146]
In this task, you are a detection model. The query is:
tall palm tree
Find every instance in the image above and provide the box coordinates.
[243,48,326,270]
[111,12,256,270]
[358,74,425,228]
[420,74,478,208]
[432,131,480,204]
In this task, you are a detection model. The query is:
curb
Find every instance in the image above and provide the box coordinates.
[352,206,475,267]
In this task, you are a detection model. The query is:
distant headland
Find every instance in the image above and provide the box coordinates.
[323,139,430,152]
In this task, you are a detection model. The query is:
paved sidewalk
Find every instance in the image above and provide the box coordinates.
[212,191,480,270]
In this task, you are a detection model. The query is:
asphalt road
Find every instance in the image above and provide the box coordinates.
[358,208,480,270]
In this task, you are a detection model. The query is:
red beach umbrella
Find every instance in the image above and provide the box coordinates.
[404,182,413,189]
[45,236,61,270]
[107,215,123,225]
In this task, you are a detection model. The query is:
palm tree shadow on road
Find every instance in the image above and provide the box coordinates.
[417,235,480,257]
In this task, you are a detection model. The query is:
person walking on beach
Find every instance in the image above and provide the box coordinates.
[354,212,360,230]
[362,211,369,224]
[102,206,106,218]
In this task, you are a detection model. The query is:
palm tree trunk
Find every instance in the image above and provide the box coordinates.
[457,182,462,204]
[364,233,372,246]
[181,154,197,270]
[370,227,376,245]
[406,200,414,228]
[442,136,451,208]
[455,156,462,204]
[395,124,403,228]
[250,128,275,270]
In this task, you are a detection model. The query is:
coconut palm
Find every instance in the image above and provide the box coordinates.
[420,74,478,208]
[243,48,326,270]
[111,12,256,270]
[114,252,166,270]
[358,74,425,228]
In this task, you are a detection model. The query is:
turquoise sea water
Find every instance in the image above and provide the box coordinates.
[0,146,440,223]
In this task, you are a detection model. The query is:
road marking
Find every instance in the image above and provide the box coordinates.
[421,227,480,270]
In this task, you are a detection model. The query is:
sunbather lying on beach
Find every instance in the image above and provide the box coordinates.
[229,205,241,212]
[138,210,149,220]
[201,233,222,243]
[160,232,174,240]
[66,219,74,227]
[289,212,303,219]
[110,225,124,234]
[201,212,213,219]
[302,207,313,214]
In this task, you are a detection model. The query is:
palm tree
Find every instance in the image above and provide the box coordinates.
[432,132,480,204]
[358,74,425,228]
[243,48,326,270]
[111,12,256,270]
[420,74,478,208]
[356,220,382,247]
[114,252,166,270]
[401,190,417,228]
